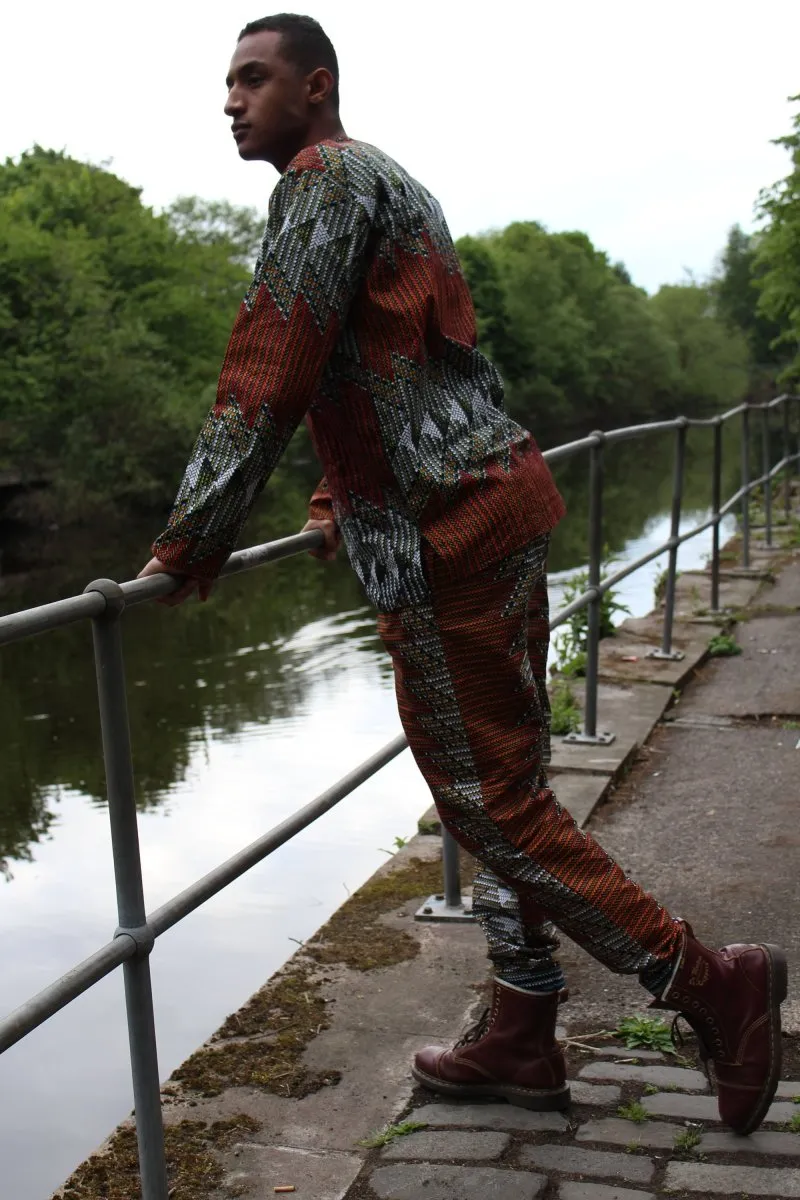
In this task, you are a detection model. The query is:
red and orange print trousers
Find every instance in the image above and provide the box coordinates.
[378,535,682,995]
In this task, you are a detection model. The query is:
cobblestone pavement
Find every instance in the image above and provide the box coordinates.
[345,1032,800,1199]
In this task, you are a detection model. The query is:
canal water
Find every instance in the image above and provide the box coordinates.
[0,426,739,1199]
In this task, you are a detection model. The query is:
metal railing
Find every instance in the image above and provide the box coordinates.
[0,395,797,1198]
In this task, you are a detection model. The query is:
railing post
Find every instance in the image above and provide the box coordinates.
[741,406,751,568]
[563,432,613,746]
[442,828,462,909]
[84,579,168,1200]
[584,436,603,739]
[783,396,792,522]
[709,416,723,614]
[415,824,473,923]
[762,406,773,547]
[648,420,687,662]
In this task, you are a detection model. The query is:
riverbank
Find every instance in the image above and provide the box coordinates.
[51,500,800,1199]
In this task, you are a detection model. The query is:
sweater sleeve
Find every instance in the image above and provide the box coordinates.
[152,158,372,579]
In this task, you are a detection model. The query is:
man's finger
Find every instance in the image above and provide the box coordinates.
[157,578,198,607]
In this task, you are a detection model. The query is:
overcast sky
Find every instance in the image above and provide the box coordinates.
[2,0,798,292]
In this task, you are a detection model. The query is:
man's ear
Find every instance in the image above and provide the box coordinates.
[307,66,335,107]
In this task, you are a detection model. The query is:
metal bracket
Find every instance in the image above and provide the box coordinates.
[415,891,474,923]
[83,577,126,618]
[562,729,616,746]
[646,648,685,662]
[114,923,155,959]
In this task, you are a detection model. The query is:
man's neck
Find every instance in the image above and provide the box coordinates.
[276,117,348,173]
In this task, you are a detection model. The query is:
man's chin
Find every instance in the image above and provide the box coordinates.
[236,142,262,161]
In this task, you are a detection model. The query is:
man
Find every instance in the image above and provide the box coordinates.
[139,14,786,1131]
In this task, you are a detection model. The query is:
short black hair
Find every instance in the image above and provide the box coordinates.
[239,14,339,109]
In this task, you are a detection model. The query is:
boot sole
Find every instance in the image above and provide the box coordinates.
[410,1064,571,1111]
[730,943,788,1136]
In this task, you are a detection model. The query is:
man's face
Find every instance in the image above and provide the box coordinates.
[224,31,309,165]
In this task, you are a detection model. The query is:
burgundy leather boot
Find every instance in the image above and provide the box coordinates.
[412,979,570,1110]
[652,923,788,1134]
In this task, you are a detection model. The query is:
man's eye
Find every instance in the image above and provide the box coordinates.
[247,74,265,87]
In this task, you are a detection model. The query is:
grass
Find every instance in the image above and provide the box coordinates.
[550,679,581,735]
[707,632,742,657]
[358,1121,427,1148]
[654,567,669,607]
[643,1084,660,1096]
[673,1127,703,1152]
[617,1100,650,1124]
[788,1113,800,1133]
[615,1014,675,1055]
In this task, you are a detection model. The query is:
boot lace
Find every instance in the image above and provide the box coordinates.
[455,1007,491,1048]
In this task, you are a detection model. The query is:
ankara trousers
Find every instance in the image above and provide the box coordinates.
[377,535,682,995]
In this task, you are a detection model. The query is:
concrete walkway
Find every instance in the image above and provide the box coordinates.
[55,523,800,1200]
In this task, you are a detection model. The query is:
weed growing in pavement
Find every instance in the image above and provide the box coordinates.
[358,1121,427,1148]
[554,559,630,676]
[618,1100,650,1124]
[707,632,742,657]
[643,1084,659,1096]
[673,1128,702,1151]
[379,835,409,854]
[615,1015,675,1055]
[550,679,581,735]
[789,1113,800,1134]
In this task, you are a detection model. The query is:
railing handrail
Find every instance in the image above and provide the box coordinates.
[0,395,792,649]
[1,392,798,1199]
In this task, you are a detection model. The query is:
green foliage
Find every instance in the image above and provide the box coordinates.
[654,568,669,607]
[615,1014,675,1055]
[550,679,581,735]
[712,225,788,394]
[554,563,630,675]
[379,835,410,854]
[673,1127,702,1151]
[0,147,256,521]
[617,1100,650,1124]
[457,222,687,433]
[707,633,742,657]
[788,1113,800,1133]
[649,283,750,413]
[756,96,800,385]
[358,1121,427,1148]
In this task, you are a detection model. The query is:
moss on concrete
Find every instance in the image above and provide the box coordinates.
[306,854,459,971]
[171,967,340,1099]
[167,852,472,1101]
[58,1114,260,1200]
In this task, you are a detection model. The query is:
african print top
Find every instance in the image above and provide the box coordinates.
[152,137,565,611]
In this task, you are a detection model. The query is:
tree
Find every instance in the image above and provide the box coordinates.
[457,222,682,431]
[755,96,800,384]
[0,148,254,518]
[649,283,749,412]
[712,225,788,392]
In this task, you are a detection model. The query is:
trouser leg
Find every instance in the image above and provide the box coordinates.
[378,536,682,992]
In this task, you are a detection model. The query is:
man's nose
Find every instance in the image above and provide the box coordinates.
[224,86,245,118]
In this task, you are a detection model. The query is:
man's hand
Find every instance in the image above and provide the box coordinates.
[301,519,341,562]
[137,557,214,606]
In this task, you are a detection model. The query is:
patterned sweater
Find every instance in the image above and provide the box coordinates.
[153,137,565,611]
